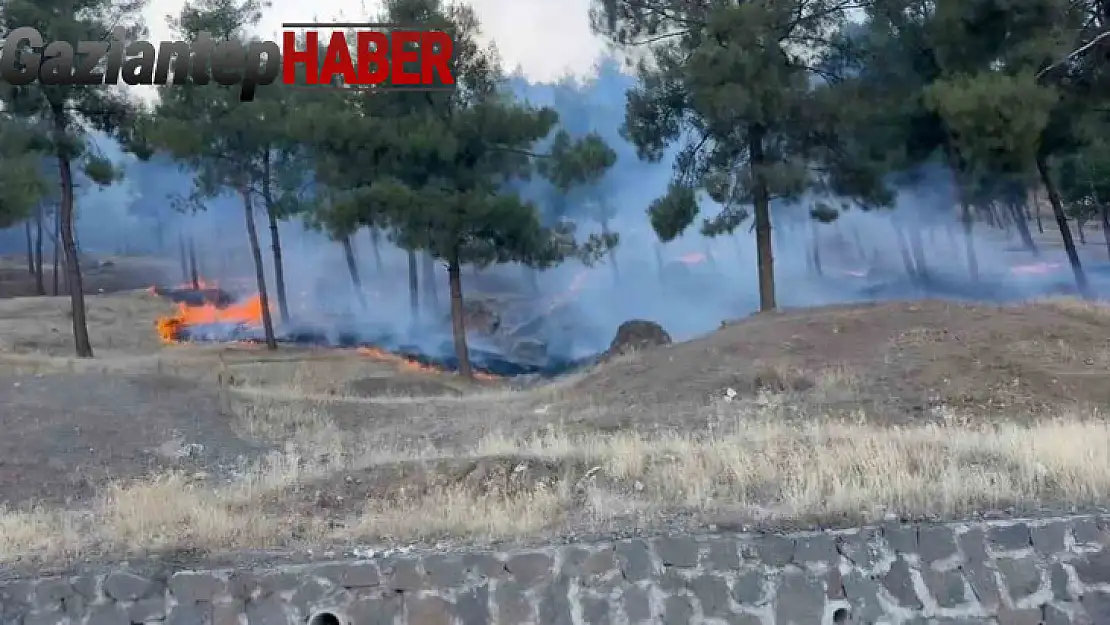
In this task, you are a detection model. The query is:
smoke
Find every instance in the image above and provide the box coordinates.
[2,62,1106,369]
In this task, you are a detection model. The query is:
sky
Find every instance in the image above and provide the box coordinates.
[139,0,607,88]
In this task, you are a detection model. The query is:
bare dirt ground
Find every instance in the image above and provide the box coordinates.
[3,252,1110,574]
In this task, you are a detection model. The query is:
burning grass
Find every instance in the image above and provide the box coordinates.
[3,390,1110,566]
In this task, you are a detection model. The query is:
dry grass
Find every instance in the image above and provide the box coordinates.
[6,293,1110,566]
[3,388,1110,564]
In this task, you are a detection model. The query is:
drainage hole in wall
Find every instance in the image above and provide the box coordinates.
[307,611,342,625]
[833,607,849,623]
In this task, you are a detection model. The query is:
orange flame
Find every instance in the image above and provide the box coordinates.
[155,295,264,342]
[356,346,498,380]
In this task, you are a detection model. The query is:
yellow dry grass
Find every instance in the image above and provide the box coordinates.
[4,293,1110,565]
[3,390,1110,564]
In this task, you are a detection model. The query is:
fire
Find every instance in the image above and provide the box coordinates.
[678,252,707,265]
[355,346,498,380]
[156,294,264,342]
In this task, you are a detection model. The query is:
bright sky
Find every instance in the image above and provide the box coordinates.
[138,0,607,93]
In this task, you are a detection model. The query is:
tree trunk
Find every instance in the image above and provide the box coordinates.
[447,254,472,378]
[265,207,289,322]
[1011,201,1039,256]
[809,219,822,277]
[369,228,383,272]
[1101,203,1110,261]
[54,115,93,357]
[407,249,419,319]
[654,242,665,280]
[52,206,61,296]
[892,220,917,280]
[601,217,618,283]
[750,124,776,311]
[1036,154,1090,298]
[241,186,278,349]
[341,234,367,309]
[24,219,34,276]
[1077,220,1088,245]
[422,251,438,311]
[188,237,199,289]
[945,143,978,280]
[906,224,928,282]
[1033,187,1044,233]
[852,227,867,264]
[261,154,290,323]
[178,234,189,283]
[34,203,45,295]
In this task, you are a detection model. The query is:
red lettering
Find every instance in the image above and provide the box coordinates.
[282,31,318,84]
[319,32,356,86]
[390,31,421,85]
[420,31,454,85]
[354,31,390,85]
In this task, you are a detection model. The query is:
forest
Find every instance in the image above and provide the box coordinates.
[3,0,1110,377]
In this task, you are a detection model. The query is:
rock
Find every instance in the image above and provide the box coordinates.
[605,319,671,358]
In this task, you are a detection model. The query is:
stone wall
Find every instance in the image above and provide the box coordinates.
[3,515,1110,624]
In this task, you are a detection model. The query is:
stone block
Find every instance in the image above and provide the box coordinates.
[996,557,1042,601]
[167,602,213,625]
[85,603,129,625]
[494,580,532,623]
[615,540,655,581]
[958,528,989,562]
[170,572,226,604]
[102,571,156,602]
[537,576,572,625]
[313,562,381,588]
[405,595,453,625]
[882,556,922,609]
[752,534,795,567]
[1032,521,1070,555]
[961,560,1002,611]
[836,528,883,570]
[622,585,651,623]
[1051,563,1077,602]
[422,554,467,587]
[775,572,825,625]
[918,525,959,563]
[382,558,423,592]
[704,539,740,571]
[347,594,401,625]
[653,536,700,568]
[456,583,489,625]
[923,569,966,608]
[882,522,918,554]
[689,575,731,617]
[662,596,693,624]
[1073,549,1110,585]
[505,552,553,586]
[988,523,1032,551]
[731,570,765,606]
[794,534,838,566]
[1071,517,1102,545]
[579,594,610,624]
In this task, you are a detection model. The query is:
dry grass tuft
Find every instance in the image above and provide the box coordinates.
[3,392,1110,564]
